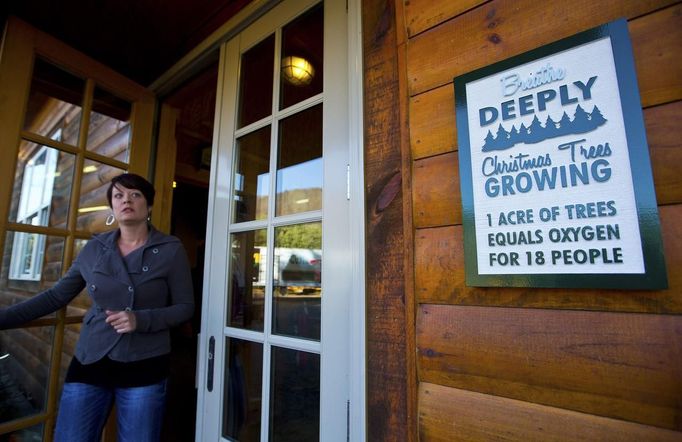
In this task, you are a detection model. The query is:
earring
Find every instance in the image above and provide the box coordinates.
[105,214,115,226]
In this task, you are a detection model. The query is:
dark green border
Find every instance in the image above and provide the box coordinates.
[453,19,668,290]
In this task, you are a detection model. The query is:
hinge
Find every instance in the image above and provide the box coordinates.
[346,400,350,441]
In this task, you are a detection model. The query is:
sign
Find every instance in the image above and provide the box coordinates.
[454,19,667,289]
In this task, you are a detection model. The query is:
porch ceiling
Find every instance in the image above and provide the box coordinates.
[1,0,252,87]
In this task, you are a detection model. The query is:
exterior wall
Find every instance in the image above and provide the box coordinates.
[364,0,682,440]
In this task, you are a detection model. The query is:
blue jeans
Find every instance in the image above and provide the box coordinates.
[54,380,167,442]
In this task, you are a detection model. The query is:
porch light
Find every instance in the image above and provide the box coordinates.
[281,56,314,86]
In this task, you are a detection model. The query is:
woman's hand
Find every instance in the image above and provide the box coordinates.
[105,309,137,334]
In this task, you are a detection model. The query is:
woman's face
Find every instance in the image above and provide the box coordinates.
[111,184,150,226]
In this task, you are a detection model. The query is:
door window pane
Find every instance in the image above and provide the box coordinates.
[3,424,45,441]
[233,127,271,223]
[23,57,84,145]
[222,338,263,441]
[65,239,93,316]
[238,35,275,129]
[228,230,266,331]
[77,160,126,233]
[9,142,75,231]
[0,327,54,425]
[86,86,132,163]
[4,227,65,291]
[276,105,322,216]
[280,4,323,109]
[273,222,321,340]
[270,346,320,442]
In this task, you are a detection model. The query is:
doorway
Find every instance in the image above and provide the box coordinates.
[157,61,217,442]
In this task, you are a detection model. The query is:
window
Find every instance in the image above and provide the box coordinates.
[9,144,59,280]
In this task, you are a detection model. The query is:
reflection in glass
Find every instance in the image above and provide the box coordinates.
[238,35,275,129]
[23,57,85,145]
[270,347,320,441]
[3,230,65,290]
[273,222,321,340]
[222,338,263,441]
[228,230,267,331]
[0,327,54,425]
[60,323,83,390]
[65,239,93,316]
[9,142,75,230]
[280,4,324,109]
[276,105,322,216]
[77,160,126,233]
[233,127,271,223]
[86,87,132,163]
[3,424,45,441]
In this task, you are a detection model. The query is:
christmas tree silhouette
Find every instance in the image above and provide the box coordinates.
[557,112,572,136]
[525,115,545,144]
[508,125,519,145]
[482,130,495,151]
[590,105,607,126]
[480,104,608,151]
[494,123,513,149]
[571,105,592,133]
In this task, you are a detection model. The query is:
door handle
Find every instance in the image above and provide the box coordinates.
[207,336,215,392]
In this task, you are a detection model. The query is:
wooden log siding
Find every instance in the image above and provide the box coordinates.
[406,0,681,96]
[417,305,682,430]
[419,383,682,442]
[363,0,416,439]
[360,0,682,439]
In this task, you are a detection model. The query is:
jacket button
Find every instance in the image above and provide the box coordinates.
[152,248,159,254]
[128,286,134,292]
[90,284,97,291]
[142,266,149,272]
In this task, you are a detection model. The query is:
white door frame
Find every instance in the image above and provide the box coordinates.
[150,0,364,440]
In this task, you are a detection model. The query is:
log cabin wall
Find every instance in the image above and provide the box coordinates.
[364,0,682,440]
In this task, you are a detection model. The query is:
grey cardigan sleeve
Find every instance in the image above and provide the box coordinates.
[134,244,195,333]
[0,259,86,329]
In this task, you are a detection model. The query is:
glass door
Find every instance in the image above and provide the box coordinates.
[197,0,353,440]
[0,18,155,440]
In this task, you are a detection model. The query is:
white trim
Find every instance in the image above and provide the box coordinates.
[194,40,236,441]
[347,0,366,439]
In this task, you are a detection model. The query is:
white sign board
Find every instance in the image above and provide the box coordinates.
[454,20,666,289]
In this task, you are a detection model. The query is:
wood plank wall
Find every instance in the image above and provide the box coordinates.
[363,0,414,440]
[364,0,682,440]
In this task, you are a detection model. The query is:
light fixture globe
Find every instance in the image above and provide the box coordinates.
[281,55,314,86]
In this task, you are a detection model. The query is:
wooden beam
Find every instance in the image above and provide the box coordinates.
[363,0,414,439]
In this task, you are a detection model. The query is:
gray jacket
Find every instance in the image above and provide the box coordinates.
[0,227,194,363]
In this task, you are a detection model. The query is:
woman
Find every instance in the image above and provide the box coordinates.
[0,173,194,441]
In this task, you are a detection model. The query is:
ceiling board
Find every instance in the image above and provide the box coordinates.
[2,0,251,86]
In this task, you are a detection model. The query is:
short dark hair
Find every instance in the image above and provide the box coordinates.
[106,173,155,207]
